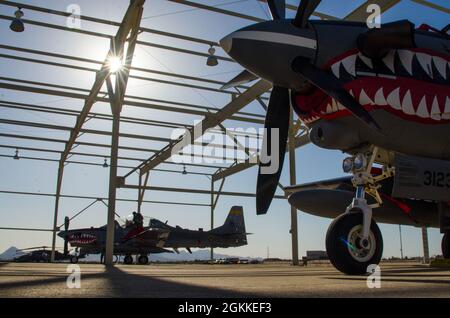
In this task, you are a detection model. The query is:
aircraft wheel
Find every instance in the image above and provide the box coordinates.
[138,255,148,265]
[70,256,78,264]
[124,255,133,265]
[442,232,450,259]
[326,212,383,275]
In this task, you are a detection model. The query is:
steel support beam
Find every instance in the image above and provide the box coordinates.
[138,171,150,213]
[0,189,211,207]
[130,79,272,178]
[104,3,144,266]
[421,227,430,264]
[210,179,214,261]
[288,109,299,266]
[60,0,144,166]
[212,133,310,182]
[50,159,64,262]
[0,81,264,124]
[121,183,285,199]
[410,0,450,15]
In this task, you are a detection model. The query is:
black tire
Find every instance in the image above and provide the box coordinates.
[70,256,78,264]
[124,255,133,265]
[138,255,149,265]
[326,213,383,275]
[442,233,450,259]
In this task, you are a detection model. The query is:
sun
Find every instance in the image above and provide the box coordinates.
[107,55,123,73]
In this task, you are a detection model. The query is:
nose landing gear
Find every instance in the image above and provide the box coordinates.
[326,213,383,274]
[326,147,393,275]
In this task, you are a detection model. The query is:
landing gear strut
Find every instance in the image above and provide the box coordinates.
[326,147,393,275]
[443,232,450,259]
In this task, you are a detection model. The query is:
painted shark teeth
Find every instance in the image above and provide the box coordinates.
[302,49,450,125]
[416,96,429,118]
[432,56,447,79]
[398,50,414,75]
[330,49,449,81]
[443,97,450,120]
[374,88,388,106]
[359,89,374,105]
[341,54,357,76]
[382,50,396,74]
[416,52,433,78]
[387,87,402,110]
[357,52,373,69]
[401,90,415,115]
[430,96,441,120]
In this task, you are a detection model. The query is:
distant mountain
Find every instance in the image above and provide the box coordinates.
[150,249,239,262]
[0,246,24,260]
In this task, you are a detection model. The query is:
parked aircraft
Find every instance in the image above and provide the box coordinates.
[220,0,450,274]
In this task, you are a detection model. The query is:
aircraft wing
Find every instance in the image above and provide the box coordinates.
[284,176,353,194]
[122,228,170,248]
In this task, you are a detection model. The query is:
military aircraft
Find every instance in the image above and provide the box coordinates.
[220,0,450,274]
[58,206,247,264]
[13,246,83,263]
[149,206,248,253]
[58,218,172,265]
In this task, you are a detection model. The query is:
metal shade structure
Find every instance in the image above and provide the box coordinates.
[0,0,445,266]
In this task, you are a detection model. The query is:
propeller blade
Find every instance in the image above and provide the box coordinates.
[291,57,381,131]
[267,0,286,20]
[256,86,290,215]
[293,0,321,28]
[220,70,259,90]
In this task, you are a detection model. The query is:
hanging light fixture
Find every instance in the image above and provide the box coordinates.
[10,8,25,33]
[206,45,218,67]
[182,165,187,175]
[103,157,108,168]
[13,148,20,160]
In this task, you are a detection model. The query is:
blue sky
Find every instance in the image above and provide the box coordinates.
[0,0,449,259]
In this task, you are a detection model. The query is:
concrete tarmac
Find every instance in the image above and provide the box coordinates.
[0,262,449,297]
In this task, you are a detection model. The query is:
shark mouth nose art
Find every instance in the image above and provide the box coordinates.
[294,48,450,125]
[68,233,97,245]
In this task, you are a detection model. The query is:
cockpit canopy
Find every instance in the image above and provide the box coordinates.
[148,218,170,229]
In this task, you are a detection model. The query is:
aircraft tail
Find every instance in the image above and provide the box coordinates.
[212,206,246,235]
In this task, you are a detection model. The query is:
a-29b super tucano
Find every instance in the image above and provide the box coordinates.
[220,0,450,274]
[58,206,247,264]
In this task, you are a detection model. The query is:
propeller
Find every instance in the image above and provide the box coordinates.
[256,0,323,215]
[220,0,382,214]
[220,70,258,90]
[291,57,381,130]
[267,0,285,20]
[293,0,321,28]
[256,86,290,214]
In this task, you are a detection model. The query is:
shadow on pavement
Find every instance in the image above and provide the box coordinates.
[0,264,263,298]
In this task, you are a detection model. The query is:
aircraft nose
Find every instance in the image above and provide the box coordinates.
[57,231,67,238]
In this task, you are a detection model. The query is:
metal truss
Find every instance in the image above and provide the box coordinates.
[0,0,445,265]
